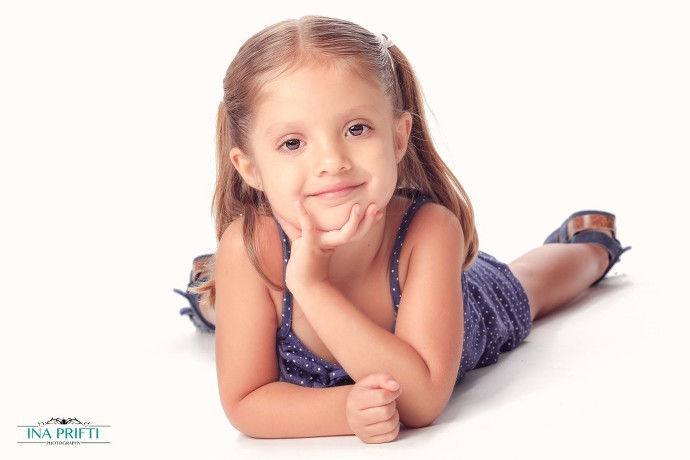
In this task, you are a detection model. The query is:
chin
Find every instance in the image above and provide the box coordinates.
[311,205,353,232]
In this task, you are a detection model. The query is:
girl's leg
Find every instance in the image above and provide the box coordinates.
[509,242,610,320]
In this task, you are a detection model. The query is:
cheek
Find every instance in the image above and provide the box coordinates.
[254,156,296,194]
[262,184,296,223]
[256,166,311,231]
[368,149,400,193]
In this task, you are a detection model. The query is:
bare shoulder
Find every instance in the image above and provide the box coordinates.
[216,215,283,288]
[405,202,465,252]
[392,201,465,294]
[217,218,246,265]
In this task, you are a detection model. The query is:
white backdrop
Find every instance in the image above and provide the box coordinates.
[2,1,689,459]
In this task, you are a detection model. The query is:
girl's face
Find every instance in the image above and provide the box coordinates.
[233,61,412,232]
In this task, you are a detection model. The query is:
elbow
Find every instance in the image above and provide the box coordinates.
[221,395,257,438]
[221,396,244,433]
[221,394,278,439]
[229,422,268,440]
[223,408,264,439]
[399,398,445,429]
[398,381,453,429]
[400,411,440,430]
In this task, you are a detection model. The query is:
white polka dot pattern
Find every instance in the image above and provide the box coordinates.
[275,191,533,388]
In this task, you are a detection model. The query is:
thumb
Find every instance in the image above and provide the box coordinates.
[360,373,402,393]
[381,379,401,393]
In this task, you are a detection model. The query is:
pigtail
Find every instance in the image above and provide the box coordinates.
[215,101,238,240]
[388,45,479,268]
[187,102,233,310]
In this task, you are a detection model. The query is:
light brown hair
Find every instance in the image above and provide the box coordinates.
[192,15,478,310]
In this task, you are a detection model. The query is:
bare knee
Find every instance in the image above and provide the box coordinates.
[508,261,542,320]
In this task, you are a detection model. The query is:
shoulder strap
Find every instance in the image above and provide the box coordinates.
[276,220,293,339]
[389,193,434,313]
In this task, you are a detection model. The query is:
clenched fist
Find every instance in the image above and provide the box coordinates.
[346,373,402,443]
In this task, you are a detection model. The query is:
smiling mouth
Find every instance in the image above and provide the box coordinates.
[309,183,363,201]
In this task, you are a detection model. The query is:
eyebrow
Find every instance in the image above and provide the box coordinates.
[264,123,300,138]
[263,104,384,138]
[342,104,383,116]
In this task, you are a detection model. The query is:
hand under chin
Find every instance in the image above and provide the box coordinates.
[309,205,356,232]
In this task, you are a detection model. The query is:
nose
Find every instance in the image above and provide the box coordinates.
[312,139,351,175]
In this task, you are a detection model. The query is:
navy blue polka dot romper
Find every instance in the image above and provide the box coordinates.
[276,192,532,388]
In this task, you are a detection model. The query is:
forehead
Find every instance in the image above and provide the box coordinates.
[253,60,392,121]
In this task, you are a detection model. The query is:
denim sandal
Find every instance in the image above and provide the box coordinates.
[544,210,631,286]
[174,253,216,333]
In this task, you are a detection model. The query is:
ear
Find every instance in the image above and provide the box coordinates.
[230,147,263,190]
[394,111,413,163]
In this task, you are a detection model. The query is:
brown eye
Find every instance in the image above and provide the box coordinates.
[283,139,301,151]
[348,124,368,136]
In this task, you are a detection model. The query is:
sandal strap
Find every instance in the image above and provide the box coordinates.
[174,288,216,333]
[544,210,630,286]
[569,230,631,286]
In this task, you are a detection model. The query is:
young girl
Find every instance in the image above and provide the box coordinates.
[175,15,630,443]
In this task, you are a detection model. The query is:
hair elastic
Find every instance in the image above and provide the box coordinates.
[381,34,395,49]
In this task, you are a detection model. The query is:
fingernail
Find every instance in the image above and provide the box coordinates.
[353,204,361,215]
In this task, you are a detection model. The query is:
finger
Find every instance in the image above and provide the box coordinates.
[324,202,362,244]
[347,203,383,242]
[356,373,400,391]
[320,203,365,247]
[294,200,317,242]
[361,410,400,444]
[360,401,397,425]
[356,387,402,411]
[365,424,400,444]
[379,378,400,393]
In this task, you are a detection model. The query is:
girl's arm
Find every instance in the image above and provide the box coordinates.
[215,218,353,438]
[287,203,465,428]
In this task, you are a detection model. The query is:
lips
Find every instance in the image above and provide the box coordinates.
[309,182,363,200]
